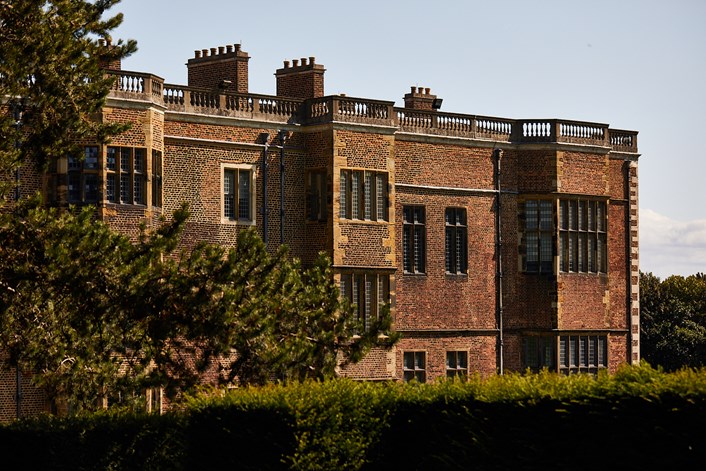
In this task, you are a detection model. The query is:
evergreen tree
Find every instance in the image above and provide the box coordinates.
[0,200,397,411]
[0,0,136,198]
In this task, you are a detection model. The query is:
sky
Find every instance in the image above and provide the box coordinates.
[113,0,706,279]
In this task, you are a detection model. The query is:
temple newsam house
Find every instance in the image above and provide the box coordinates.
[1,41,640,418]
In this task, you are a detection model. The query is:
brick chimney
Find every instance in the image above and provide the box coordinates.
[97,38,121,71]
[275,57,325,99]
[404,86,442,111]
[187,44,250,93]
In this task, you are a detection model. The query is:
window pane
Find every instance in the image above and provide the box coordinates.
[414,225,425,273]
[403,352,414,370]
[84,146,99,169]
[559,337,567,368]
[446,352,457,369]
[133,175,143,204]
[376,173,386,221]
[238,170,250,220]
[68,173,80,201]
[224,170,235,219]
[339,170,348,219]
[68,155,81,170]
[364,275,373,330]
[120,148,131,172]
[539,201,552,231]
[526,232,538,272]
[403,226,412,272]
[458,351,468,369]
[525,200,538,230]
[107,147,117,170]
[351,171,360,219]
[106,173,116,202]
[134,149,144,172]
[415,352,425,369]
[364,171,372,220]
[120,174,130,203]
[445,226,453,273]
[84,174,98,202]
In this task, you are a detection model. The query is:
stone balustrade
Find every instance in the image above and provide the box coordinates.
[161,84,301,122]
[106,70,164,104]
[306,96,395,126]
[109,74,637,152]
[608,129,638,153]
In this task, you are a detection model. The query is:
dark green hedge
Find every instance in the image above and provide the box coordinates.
[2,364,706,470]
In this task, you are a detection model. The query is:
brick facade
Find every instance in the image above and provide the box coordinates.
[0,41,640,418]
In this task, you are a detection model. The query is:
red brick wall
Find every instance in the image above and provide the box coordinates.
[0,353,50,423]
[395,334,497,381]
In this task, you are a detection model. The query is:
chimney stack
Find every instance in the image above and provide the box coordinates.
[403,86,442,111]
[187,43,250,93]
[275,56,326,99]
[97,38,121,71]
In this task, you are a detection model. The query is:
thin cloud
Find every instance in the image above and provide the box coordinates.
[639,208,706,278]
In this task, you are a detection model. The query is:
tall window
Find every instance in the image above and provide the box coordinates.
[306,170,327,221]
[522,336,556,371]
[560,200,607,273]
[68,146,99,203]
[340,272,390,332]
[403,206,426,274]
[523,200,553,274]
[223,166,253,223]
[559,335,607,374]
[403,351,426,383]
[339,169,388,221]
[106,146,146,205]
[445,208,468,274]
[446,351,468,378]
[152,150,163,208]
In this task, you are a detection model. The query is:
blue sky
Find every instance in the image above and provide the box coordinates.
[113,0,706,279]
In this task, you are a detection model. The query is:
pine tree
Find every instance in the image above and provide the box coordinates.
[0,0,136,198]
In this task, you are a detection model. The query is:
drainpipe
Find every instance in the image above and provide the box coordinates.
[494,148,504,375]
[278,130,288,245]
[262,134,269,244]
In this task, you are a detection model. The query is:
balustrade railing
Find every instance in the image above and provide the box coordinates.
[161,85,302,122]
[609,129,638,152]
[108,71,637,152]
[306,96,394,125]
[475,116,513,138]
[106,70,163,103]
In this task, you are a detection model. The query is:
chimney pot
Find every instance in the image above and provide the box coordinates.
[301,57,307,66]
[417,87,423,94]
[202,49,209,57]
[218,46,225,55]
[410,86,416,93]
[195,50,201,58]
[425,88,431,95]
[226,45,233,53]
[283,60,290,68]
[210,48,217,56]
[309,56,316,65]
[292,59,299,67]
[235,43,241,52]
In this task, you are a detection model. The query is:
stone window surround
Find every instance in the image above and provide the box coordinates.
[220,162,256,225]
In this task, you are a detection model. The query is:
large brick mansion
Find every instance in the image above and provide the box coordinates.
[1,41,640,418]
